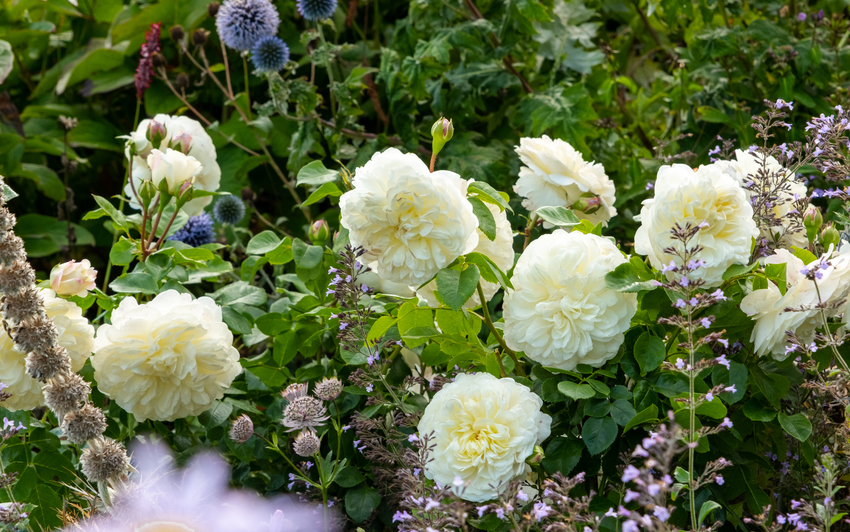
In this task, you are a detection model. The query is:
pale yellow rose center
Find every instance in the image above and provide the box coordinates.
[135,521,196,532]
[450,405,512,462]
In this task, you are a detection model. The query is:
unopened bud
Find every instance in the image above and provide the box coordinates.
[151,51,166,69]
[192,29,210,47]
[526,445,544,465]
[309,219,331,244]
[571,193,602,215]
[178,179,194,200]
[175,73,190,91]
[804,207,823,243]
[147,120,167,147]
[430,117,454,157]
[820,223,840,250]
[169,25,185,42]
[207,2,220,17]
[171,132,192,155]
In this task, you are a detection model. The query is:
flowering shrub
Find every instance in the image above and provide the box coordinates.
[0,0,848,531]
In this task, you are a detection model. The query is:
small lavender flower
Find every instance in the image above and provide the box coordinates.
[216,0,280,51]
[168,213,215,247]
[251,36,290,72]
[296,0,337,21]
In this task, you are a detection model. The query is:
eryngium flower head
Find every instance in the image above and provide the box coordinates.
[91,290,242,422]
[313,377,343,401]
[43,373,91,416]
[213,195,246,225]
[251,36,290,72]
[62,403,107,444]
[634,163,758,287]
[503,230,637,371]
[230,414,254,443]
[293,430,320,457]
[281,382,308,401]
[80,437,130,483]
[282,396,329,432]
[339,148,479,285]
[418,373,552,502]
[296,0,337,21]
[0,261,35,294]
[168,213,215,247]
[216,0,280,52]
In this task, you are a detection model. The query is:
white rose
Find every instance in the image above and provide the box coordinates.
[713,149,808,249]
[147,149,203,194]
[339,148,479,286]
[418,373,551,502]
[92,290,241,422]
[125,115,222,217]
[417,202,515,308]
[634,164,758,288]
[513,136,617,226]
[359,262,416,298]
[503,230,636,370]
[0,290,93,411]
[742,247,850,359]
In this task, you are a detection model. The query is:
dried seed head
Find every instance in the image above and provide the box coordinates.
[313,377,343,401]
[80,438,130,483]
[0,208,15,234]
[0,236,24,267]
[151,51,166,69]
[62,404,107,444]
[207,2,220,17]
[192,29,210,46]
[25,346,71,382]
[175,73,190,91]
[43,373,91,416]
[14,315,58,355]
[282,396,329,432]
[281,382,309,402]
[0,262,35,294]
[229,414,254,443]
[292,430,321,457]
[169,25,185,41]
[1,287,42,324]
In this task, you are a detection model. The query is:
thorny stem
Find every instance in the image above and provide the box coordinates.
[477,281,526,376]
[812,279,850,373]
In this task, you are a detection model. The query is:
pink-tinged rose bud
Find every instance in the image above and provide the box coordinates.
[571,193,602,214]
[171,132,192,155]
[49,259,97,297]
[147,120,167,147]
[309,219,330,244]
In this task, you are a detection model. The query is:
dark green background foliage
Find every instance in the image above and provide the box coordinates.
[0,0,848,530]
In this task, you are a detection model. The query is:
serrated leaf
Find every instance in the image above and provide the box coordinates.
[469,196,496,241]
[581,416,617,455]
[557,381,596,400]
[468,181,512,212]
[634,332,666,374]
[296,159,339,186]
[778,412,812,442]
[435,265,480,310]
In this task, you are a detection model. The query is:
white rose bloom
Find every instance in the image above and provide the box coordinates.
[418,373,551,502]
[125,115,222,216]
[417,202,515,308]
[713,149,808,249]
[0,290,93,411]
[339,148,479,286]
[503,231,636,370]
[92,290,241,422]
[147,149,203,194]
[513,136,616,226]
[634,164,758,287]
[742,247,850,359]
[360,262,416,298]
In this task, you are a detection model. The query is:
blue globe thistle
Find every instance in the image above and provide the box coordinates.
[168,213,215,247]
[297,0,337,21]
[213,195,247,225]
[251,36,290,72]
[215,0,280,52]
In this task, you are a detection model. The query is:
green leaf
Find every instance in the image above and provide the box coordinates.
[557,380,596,400]
[296,160,340,186]
[435,265,480,310]
[109,272,158,294]
[30,484,63,529]
[698,500,722,525]
[334,466,365,487]
[266,237,293,265]
[605,259,658,292]
[469,196,496,241]
[301,182,342,207]
[466,252,513,289]
[751,367,790,406]
[222,307,253,335]
[255,313,288,336]
[2,183,17,201]
[246,230,282,255]
[274,331,299,366]
[542,437,583,475]
[367,316,397,343]
[109,237,137,266]
[468,181,512,212]
[534,205,580,227]
[0,41,12,84]
[743,398,776,422]
[91,195,129,230]
[634,332,666,374]
[610,399,637,426]
[17,163,65,201]
[790,246,818,265]
[695,399,728,419]
[581,416,618,455]
[213,281,268,306]
[778,412,812,442]
[624,405,660,433]
[697,106,730,123]
[345,486,382,523]
[292,238,324,269]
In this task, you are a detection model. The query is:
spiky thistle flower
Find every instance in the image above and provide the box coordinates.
[296,0,337,21]
[212,195,246,225]
[229,414,254,443]
[282,396,329,432]
[215,0,280,52]
[314,377,343,401]
[251,36,290,72]
[293,430,321,457]
[168,213,215,247]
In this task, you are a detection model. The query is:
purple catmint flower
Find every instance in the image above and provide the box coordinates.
[716,355,730,369]
[653,507,670,522]
[532,502,552,522]
[721,417,733,428]
[797,12,807,21]
[622,465,640,483]
[716,475,724,485]
[622,520,639,532]
[624,489,640,502]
